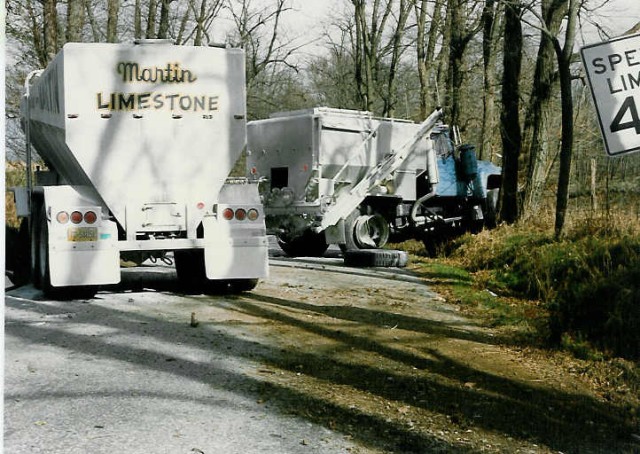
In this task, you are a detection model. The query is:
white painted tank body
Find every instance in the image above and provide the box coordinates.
[24,41,247,230]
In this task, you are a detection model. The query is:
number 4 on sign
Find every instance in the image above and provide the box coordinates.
[610,96,640,134]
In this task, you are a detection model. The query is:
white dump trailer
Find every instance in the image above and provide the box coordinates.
[14,41,268,298]
[247,107,501,259]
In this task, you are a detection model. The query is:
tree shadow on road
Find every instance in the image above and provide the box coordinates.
[4,285,636,453]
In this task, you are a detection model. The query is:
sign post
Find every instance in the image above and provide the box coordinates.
[581,33,640,157]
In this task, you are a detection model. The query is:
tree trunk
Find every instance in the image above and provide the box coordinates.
[416,0,445,117]
[43,0,58,62]
[499,0,523,223]
[446,0,464,128]
[107,0,120,42]
[66,0,85,43]
[134,0,143,39]
[158,0,172,39]
[85,0,101,42]
[193,0,207,45]
[554,0,579,237]
[480,0,499,161]
[383,0,410,117]
[146,0,158,39]
[26,0,47,66]
[522,0,565,217]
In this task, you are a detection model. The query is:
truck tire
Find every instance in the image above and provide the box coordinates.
[30,206,43,289]
[230,279,259,292]
[484,188,499,228]
[6,220,31,288]
[37,206,97,300]
[277,229,329,257]
[342,211,390,251]
[343,249,408,268]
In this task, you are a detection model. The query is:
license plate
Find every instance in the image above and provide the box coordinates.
[67,227,98,242]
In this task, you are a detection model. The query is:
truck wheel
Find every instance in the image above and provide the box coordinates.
[343,249,408,268]
[230,279,259,292]
[37,206,96,300]
[277,229,329,257]
[342,211,390,251]
[6,220,31,288]
[484,188,499,228]
[30,206,42,289]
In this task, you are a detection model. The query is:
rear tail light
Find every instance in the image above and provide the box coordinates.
[58,210,99,224]
[235,208,247,221]
[222,208,234,220]
[70,211,83,224]
[220,207,260,221]
[84,211,97,224]
[56,211,69,224]
[247,208,259,221]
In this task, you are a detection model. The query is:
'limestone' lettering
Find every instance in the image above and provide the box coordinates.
[97,92,220,112]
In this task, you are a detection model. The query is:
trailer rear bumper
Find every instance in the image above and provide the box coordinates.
[204,236,269,280]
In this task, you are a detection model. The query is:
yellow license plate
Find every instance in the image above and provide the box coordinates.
[67,227,98,242]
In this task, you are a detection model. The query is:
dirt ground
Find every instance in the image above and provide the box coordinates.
[232,257,639,453]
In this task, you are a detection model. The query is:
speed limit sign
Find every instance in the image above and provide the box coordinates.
[581,33,640,157]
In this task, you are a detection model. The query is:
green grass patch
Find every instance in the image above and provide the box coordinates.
[407,256,546,343]
[408,220,640,361]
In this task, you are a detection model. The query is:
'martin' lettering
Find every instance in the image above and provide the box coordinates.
[117,62,197,83]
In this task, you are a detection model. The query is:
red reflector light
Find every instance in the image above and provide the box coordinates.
[84,211,97,224]
[235,208,247,221]
[222,208,234,220]
[56,211,69,224]
[196,202,205,210]
[247,208,259,221]
[70,211,83,224]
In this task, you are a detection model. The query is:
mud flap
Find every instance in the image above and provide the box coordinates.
[202,216,269,280]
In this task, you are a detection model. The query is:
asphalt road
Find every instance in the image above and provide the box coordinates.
[4,242,431,454]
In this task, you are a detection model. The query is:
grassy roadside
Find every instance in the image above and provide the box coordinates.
[391,218,640,436]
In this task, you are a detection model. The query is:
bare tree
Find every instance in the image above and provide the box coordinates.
[157,0,174,39]
[554,0,579,236]
[226,0,301,118]
[522,0,566,216]
[444,0,481,129]
[146,0,158,38]
[415,0,445,118]
[66,0,85,42]
[134,0,143,39]
[382,0,411,117]
[352,0,394,111]
[107,0,120,42]
[499,0,523,223]
[43,0,59,61]
[184,0,224,46]
[85,0,102,42]
[479,0,501,161]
